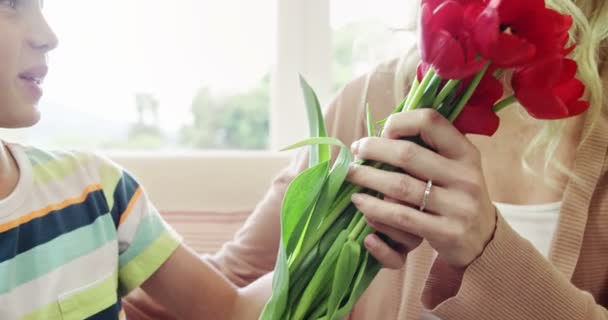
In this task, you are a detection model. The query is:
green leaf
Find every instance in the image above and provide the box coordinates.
[326,240,361,319]
[281,137,348,152]
[299,143,352,259]
[327,142,353,198]
[287,204,357,308]
[333,252,382,320]
[282,161,330,250]
[262,159,336,320]
[284,136,352,265]
[291,231,349,320]
[280,136,352,217]
[259,242,290,320]
[280,135,352,253]
[300,75,330,166]
[308,299,329,320]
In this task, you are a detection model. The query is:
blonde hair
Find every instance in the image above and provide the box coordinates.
[526,0,608,184]
[393,0,608,185]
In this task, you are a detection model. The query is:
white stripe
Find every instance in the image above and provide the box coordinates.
[117,194,148,252]
[0,159,103,224]
[0,241,118,318]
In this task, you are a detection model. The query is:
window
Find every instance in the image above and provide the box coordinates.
[34,0,276,150]
[28,0,417,152]
[331,0,418,95]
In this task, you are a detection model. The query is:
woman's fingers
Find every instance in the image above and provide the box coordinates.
[352,193,444,240]
[351,137,461,186]
[381,109,477,161]
[348,164,456,214]
[364,233,407,269]
[366,218,423,250]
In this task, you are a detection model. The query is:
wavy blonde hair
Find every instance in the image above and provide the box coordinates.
[393,0,608,185]
[529,0,608,184]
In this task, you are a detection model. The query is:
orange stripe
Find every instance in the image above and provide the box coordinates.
[118,187,142,226]
[0,184,103,233]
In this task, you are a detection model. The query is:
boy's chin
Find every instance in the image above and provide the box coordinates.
[0,108,41,129]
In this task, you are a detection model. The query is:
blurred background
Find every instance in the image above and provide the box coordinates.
[3,0,418,253]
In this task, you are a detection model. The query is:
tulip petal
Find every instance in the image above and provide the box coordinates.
[453,104,500,136]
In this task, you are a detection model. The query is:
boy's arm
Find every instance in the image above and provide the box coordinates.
[140,244,271,320]
[95,156,270,319]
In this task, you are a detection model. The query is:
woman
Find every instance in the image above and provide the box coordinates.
[127,0,608,318]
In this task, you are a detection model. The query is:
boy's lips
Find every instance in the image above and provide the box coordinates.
[18,66,48,100]
[19,65,48,85]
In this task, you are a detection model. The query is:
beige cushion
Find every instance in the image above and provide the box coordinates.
[161,210,250,254]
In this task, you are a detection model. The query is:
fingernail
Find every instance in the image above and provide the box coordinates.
[351,193,364,204]
[351,140,360,154]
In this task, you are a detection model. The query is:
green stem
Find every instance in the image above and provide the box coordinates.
[405,69,436,111]
[448,63,491,122]
[492,95,517,113]
[348,212,366,240]
[432,79,460,109]
[402,78,420,112]
[356,224,374,244]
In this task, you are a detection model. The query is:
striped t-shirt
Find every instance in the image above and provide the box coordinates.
[0,144,181,320]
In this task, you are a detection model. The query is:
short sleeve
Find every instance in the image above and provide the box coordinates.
[98,157,182,296]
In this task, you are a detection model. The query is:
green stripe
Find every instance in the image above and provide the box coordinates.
[119,232,180,295]
[118,210,167,267]
[31,153,93,185]
[0,214,117,294]
[22,273,118,320]
[24,148,58,166]
[21,302,62,320]
[99,161,122,211]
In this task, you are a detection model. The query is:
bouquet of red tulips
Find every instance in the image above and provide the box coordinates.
[260,1,589,319]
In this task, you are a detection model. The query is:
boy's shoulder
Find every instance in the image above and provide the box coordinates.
[13,144,122,177]
[10,144,128,201]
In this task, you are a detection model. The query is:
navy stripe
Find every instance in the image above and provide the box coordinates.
[0,189,110,264]
[109,173,139,228]
[87,299,122,320]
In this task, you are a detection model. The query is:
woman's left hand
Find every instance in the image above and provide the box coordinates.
[348,109,497,268]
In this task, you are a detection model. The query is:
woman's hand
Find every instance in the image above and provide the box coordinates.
[347,109,497,268]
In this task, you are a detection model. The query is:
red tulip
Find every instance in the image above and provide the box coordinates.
[474,0,573,68]
[453,72,503,135]
[420,0,487,79]
[467,70,503,106]
[512,55,589,119]
[453,103,500,135]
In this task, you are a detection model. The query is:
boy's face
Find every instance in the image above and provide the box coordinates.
[0,0,57,128]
